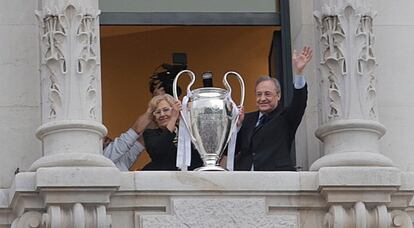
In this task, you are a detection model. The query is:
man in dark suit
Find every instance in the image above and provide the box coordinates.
[234,46,313,171]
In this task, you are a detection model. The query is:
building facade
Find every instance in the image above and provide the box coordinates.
[0,0,414,227]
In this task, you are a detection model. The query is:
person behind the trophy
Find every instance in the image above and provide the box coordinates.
[234,46,313,171]
[103,72,182,171]
[142,94,203,170]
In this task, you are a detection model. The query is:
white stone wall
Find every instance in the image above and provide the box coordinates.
[289,0,321,170]
[0,0,41,188]
[373,0,414,171]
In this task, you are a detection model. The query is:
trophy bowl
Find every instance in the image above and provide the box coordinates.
[173,70,245,171]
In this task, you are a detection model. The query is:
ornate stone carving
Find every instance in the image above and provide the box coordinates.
[31,0,113,170]
[324,202,413,228]
[137,198,298,228]
[37,0,100,122]
[11,211,42,228]
[315,0,378,122]
[310,0,393,170]
[41,203,111,228]
[318,15,345,119]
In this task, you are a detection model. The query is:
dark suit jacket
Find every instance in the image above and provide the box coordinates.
[234,85,307,171]
[143,128,203,171]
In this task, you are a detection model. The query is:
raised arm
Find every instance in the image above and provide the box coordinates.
[286,46,313,136]
[103,108,153,170]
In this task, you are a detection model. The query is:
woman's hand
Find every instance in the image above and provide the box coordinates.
[171,100,181,120]
[166,100,181,132]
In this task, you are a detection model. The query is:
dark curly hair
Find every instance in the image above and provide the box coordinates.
[149,71,182,97]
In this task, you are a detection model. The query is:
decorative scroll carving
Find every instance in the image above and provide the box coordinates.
[37,1,100,121]
[356,15,377,120]
[78,13,99,119]
[11,211,42,228]
[41,203,111,228]
[324,202,413,228]
[315,14,345,119]
[390,210,414,228]
[315,0,379,122]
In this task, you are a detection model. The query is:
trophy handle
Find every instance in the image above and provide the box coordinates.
[223,71,245,107]
[173,70,196,100]
[173,70,196,141]
[223,71,245,168]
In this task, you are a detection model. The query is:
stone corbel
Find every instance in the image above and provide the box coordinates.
[324,202,413,228]
[41,203,111,228]
[319,167,413,227]
[35,168,119,228]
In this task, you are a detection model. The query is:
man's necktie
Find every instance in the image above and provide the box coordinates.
[255,115,268,130]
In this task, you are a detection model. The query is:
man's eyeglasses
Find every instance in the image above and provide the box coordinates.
[153,107,173,117]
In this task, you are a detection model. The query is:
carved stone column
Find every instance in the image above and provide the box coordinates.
[310,0,393,170]
[30,0,114,170]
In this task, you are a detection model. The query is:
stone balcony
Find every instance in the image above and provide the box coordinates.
[1,167,413,227]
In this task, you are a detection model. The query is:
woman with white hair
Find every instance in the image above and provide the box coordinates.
[142,94,203,170]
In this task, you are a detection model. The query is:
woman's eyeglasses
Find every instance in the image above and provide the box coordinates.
[153,107,173,117]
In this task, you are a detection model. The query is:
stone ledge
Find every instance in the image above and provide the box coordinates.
[123,171,319,192]
[400,172,414,191]
[318,167,401,187]
[109,192,327,210]
[10,172,36,193]
[36,167,121,188]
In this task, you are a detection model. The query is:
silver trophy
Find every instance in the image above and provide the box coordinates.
[173,70,245,171]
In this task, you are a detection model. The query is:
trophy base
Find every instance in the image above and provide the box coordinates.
[195,165,226,171]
